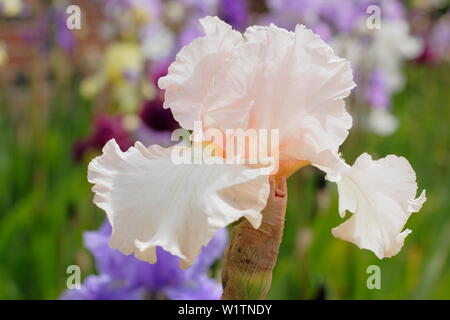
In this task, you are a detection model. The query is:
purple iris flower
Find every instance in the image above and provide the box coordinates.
[319,0,362,34]
[177,0,250,47]
[264,0,405,35]
[62,221,227,300]
[365,70,390,110]
[73,115,132,161]
[135,98,179,147]
[54,8,75,52]
[140,98,179,133]
[218,0,249,31]
[61,275,144,300]
[129,60,179,147]
[178,17,205,48]
[20,6,76,54]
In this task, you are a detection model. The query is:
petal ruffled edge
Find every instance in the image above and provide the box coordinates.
[88,139,269,268]
[329,153,426,258]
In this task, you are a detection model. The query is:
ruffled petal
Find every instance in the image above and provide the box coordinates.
[88,139,269,268]
[159,18,355,172]
[209,23,355,164]
[331,153,426,258]
[184,228,228,280]
[158,16,243,130]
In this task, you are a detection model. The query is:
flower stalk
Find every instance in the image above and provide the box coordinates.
[221,177,287,300]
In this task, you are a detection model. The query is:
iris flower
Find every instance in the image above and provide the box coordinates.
[62,221,227,300]
[88,17,426,269]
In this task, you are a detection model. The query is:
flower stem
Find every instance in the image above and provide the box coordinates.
[221,176,287,300]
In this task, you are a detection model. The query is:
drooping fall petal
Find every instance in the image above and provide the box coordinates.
[331,153,426,258]
[88,139,270,268]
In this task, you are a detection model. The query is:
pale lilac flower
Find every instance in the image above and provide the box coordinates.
[366,70,390,110]
[54,7,75,52]
[364,20,422,92]
[429,12,450,62]
[179,17,205,48]
[134,125,173,148]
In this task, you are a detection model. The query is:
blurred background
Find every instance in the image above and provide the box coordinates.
[0,0,449,299]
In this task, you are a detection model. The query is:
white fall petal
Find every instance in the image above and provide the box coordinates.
[331,153,426,259]
[88,139,270,268]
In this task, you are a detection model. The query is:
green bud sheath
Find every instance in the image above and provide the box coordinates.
[221,177,287,300]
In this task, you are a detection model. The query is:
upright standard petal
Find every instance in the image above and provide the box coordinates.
[208,23,355,166]
[88,139,269,268]
[158,16,243,130]
[331,153,426,258]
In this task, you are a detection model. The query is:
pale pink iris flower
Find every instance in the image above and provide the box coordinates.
[88,17,426,268]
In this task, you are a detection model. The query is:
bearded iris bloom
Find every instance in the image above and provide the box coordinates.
[62,221,227,300]
[88,17,426,271]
